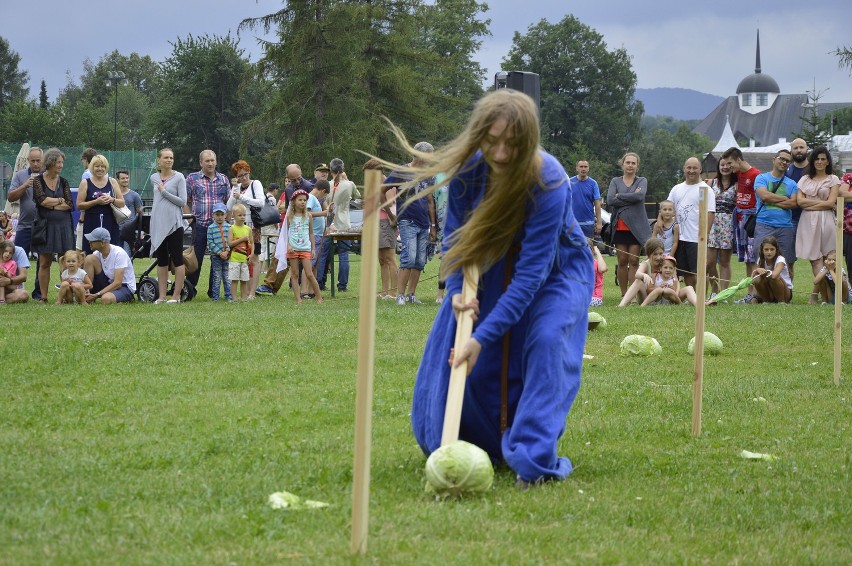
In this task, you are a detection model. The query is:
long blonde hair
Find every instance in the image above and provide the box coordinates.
[378,89,545,277]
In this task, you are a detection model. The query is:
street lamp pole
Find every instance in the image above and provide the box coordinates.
[106,70,126,152]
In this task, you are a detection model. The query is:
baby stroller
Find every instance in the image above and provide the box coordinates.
[130,213,198,302]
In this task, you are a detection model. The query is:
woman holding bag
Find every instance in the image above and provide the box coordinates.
[77,154,124,255]
[149,148,188,303]
[32,148,75,303]
[226,160,265,299]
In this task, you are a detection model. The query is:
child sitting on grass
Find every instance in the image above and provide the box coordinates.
[652,200,679,256]
[589,238,608,307]
[751,236,792,304]
[56,250,92,305]
[0,211,13,242]
[813,249,851,305]
[228,203,252,301]
[0,241,18,304]
[618,237,664,306]
[641,255,681,305]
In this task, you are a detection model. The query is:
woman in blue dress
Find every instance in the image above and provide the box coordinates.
[393,89,593,485]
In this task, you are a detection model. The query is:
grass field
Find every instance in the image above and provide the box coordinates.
[1,254,850,564]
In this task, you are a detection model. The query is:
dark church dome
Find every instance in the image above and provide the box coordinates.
[736,29,780,94]
[736,73,780,94]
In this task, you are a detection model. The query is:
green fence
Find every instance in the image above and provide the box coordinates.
[1,144,157,208]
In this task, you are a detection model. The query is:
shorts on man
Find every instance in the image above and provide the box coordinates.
[398,219,428,270]
[91,271,135,303]
[753,223,796,266]
[674,241,697,278]
[229,262,250,281]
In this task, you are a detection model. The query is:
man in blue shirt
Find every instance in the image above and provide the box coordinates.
[385,142,437,305]
[753,149,798,272]
[569,160,602,238]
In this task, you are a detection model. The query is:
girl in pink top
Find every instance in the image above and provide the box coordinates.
[589,238,607,306]
[0,241,18,304]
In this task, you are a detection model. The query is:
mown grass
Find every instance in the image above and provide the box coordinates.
[1,255,850,564]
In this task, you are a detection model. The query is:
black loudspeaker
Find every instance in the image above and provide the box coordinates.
[494,71,540,109]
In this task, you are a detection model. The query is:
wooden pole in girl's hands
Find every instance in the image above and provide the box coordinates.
[350,169,381,556]
[441,265,480,446]
[834,196,843,387]
[692,184,709,436]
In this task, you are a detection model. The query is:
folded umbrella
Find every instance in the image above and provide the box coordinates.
[708,277,754,304]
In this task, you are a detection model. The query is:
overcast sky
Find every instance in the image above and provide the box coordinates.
[5,0,852,106]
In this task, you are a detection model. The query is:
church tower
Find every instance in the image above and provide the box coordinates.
[735,30,781,115]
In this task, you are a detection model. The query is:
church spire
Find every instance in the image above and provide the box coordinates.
[755,29,761,74]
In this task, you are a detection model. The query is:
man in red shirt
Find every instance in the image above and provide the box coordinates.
[721,147,760,301]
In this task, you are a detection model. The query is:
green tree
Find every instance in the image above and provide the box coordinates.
[146,34,255,171]
[0,100,55,143]
[0,36,29,112]
[61,51,159,108]
[823,107,852,143]
[60,99,115,148]
[39,80,49,109]
[414,0,490,131]
[632,125,713,200]
[832,45,852,73]
[240,0,491,180]
[791,89,832,148]
[640,115,701,134]
[502,16,643,169]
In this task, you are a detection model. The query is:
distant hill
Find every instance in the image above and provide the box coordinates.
[635,87,726,121]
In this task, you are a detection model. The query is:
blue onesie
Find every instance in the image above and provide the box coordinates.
[411,150,593,482]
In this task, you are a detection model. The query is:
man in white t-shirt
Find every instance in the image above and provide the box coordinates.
[82,227,137,304]
[667,157,716,287]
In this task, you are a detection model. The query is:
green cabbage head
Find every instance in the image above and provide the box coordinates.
[688,332,723,355]
[619,335,662,356]
[425,440,494,498]
[588,312,607,330]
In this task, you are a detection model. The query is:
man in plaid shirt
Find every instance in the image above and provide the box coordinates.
[185,149,230,294]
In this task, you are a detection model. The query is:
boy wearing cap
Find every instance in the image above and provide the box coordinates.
[207,203,232,301]
[82,227,137,304]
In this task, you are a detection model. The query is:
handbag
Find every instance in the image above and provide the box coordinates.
[109,185,132,223]
[30,175,52,247]
[250,184,280,227]
[32,212,48,246]
[111,202,132,223]
[744,180,779,238]
[170,244,198,275]
[743,214,757,238]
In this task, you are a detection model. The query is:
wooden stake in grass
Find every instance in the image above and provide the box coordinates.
[441,265,480,446]
[350,169,381,556]
[834,196,843,387]
[692,184,709,437]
